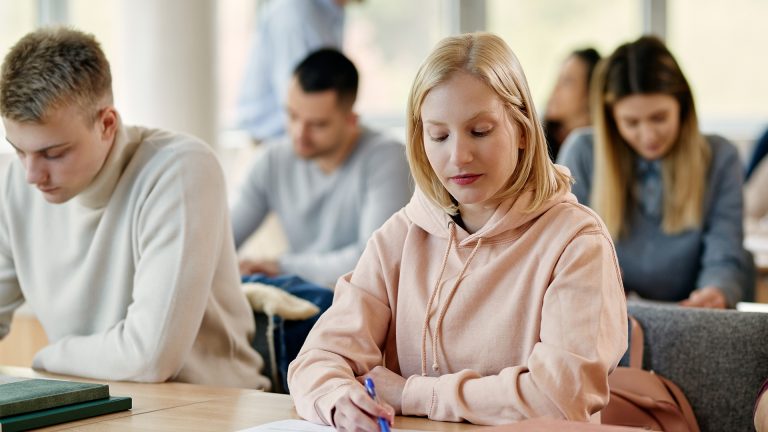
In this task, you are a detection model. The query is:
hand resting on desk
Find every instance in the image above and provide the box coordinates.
[679,286,727,309]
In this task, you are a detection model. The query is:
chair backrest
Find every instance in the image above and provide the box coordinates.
[628,302,768,432]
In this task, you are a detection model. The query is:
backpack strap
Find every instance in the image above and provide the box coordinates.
[628,315,644,369]
[659,374,701,432]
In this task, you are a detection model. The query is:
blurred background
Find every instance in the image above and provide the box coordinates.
[1,0,766,162]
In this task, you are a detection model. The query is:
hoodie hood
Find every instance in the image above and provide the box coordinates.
[404,165,577,242]
[404,165,577,376]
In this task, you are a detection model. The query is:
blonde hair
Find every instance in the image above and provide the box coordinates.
[0,26,112,123]
[406,32,570,214]
[591,36,710,239]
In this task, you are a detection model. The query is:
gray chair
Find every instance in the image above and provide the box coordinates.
[628,302,768,432]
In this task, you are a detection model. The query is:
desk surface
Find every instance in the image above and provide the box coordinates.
[0,366,475,431]
[1,366,262,431]
[1,367,640,431]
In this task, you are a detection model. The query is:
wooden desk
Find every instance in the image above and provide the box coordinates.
[0,366,260,431]
[0,313,47,366]
[56,392,480,431]
[1,366,475,431]
[2,367,638,431]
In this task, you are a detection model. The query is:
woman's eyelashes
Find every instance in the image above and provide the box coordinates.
[472,128,492,137]
[427,127,493,142]
[428,133,448,143]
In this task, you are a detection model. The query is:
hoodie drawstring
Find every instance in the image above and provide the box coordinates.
[420,222,454,376]
[420,221,483,376]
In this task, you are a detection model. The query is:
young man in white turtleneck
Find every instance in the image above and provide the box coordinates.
[0,27,270,389]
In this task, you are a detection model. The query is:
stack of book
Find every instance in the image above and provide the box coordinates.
[0,375,131,432]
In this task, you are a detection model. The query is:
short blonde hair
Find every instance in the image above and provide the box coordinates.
[0,26,112,123]
[406,32,570,214]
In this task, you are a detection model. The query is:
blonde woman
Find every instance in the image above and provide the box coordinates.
[288,32,627,429]
[559,36,754,308]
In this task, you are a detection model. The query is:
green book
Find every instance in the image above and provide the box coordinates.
[0,396,132,432]
[0,375,109,418]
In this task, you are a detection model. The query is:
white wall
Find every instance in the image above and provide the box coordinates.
[113,0,217,147]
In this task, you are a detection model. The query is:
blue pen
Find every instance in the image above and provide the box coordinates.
[364,377,391,432]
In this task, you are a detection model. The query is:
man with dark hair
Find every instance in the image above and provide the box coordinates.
[0,27,269,388]
[237,0,361,141]
[231,48,412,288]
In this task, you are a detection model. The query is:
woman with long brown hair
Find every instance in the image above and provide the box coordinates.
[559,35,754,308]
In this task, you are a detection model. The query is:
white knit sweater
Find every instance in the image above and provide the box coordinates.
[0,123,269,389]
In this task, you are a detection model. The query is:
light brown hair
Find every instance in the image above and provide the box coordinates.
[0,26,113,123]
[590,35,710,238]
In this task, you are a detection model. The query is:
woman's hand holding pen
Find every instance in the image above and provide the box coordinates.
[364,366,406,415]
[332,384,394,432]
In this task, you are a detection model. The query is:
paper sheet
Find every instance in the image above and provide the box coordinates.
[745,235,768,254]
[237,419,423,432]
[237,420,333,432]
[737,301,768,313]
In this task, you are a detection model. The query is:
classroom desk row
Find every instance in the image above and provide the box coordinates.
[0,366,645,432]
[3,231,765,429]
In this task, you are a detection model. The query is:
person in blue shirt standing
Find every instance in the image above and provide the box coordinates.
[558,36,755,308]
[237,0,358,142]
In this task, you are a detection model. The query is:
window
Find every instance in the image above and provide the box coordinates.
[218,0,448,145]
[217,0,260,134]
[4,0,765,154]
[67,0,119,67]
[486,0,641,114]
[667,0,768,145]
[0,2,36,47]
[344,0,446,133]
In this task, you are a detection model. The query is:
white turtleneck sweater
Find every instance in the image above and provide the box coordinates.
[0,123,270,389]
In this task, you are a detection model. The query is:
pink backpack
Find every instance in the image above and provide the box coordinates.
[601,317,700,432]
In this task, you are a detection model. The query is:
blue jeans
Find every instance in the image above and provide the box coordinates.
[618,317,633,367]
[243,274,333,392]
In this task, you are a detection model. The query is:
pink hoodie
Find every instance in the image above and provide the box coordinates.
[288,181,627,426]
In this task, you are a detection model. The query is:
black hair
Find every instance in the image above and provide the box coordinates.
[572,47,601,91]
[293,48,358,108]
